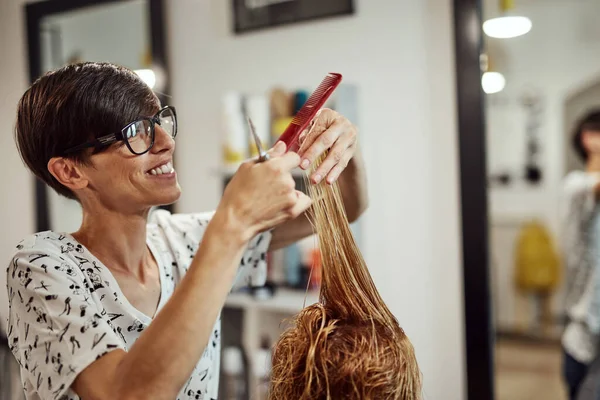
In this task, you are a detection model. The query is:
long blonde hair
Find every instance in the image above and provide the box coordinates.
[268,157,422,399]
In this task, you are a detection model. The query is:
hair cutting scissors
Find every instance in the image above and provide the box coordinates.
[247,117,270,163]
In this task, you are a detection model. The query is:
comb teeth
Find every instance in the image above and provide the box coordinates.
[291,73,342,125]
[277,73,342,152]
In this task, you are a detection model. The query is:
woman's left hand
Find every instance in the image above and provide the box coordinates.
[296,108,358,185]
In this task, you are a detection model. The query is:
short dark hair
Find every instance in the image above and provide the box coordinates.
[15,62,159,200]
[573,109,600,162]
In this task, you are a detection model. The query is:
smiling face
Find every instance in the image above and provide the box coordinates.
[17,62,180,209]
[75,122,182,213]
[16,62,183,216]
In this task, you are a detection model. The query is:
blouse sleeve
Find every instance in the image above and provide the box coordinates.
[7,243,126,400]
[149,209,272,289]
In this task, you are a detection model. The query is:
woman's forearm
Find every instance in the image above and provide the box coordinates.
[114,210,249,399]
[337,145,368,222]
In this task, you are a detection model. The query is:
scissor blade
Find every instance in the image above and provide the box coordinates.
[247,118,263,152]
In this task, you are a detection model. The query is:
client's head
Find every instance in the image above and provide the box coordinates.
[270,304,420,400]
[268,178,421,400]
[15,62,180,212]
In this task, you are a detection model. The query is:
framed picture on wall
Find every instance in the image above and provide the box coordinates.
[232,0,355,34]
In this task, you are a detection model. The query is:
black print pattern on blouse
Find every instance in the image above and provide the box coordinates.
[7,213,270,400]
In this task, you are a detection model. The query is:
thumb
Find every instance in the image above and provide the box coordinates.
[268,141,287,157]
[288,191,313,219]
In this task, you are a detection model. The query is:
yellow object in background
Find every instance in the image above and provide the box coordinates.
[221,92,248,165]
[514,220,561,292]
[501,0,514,11]
[271,117,294,145]
[222,146,246,164]
[140,47,152,68]
[249,141,266,158]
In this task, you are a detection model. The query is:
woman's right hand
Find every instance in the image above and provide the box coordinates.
[216,141,312,242]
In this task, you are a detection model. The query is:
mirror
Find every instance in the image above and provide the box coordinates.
[481,0,600,399]
[40,1,150,73]
[25,0,169,232]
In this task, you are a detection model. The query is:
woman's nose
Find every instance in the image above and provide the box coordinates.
[152,125,175,153]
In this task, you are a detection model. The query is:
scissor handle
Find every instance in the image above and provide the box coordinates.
[258,152,270,162]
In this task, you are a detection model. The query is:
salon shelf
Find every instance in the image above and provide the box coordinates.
[221,288,319,399]
[225,288,319,314]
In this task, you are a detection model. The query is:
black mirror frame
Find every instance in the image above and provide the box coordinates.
[453,0,495,399]
[24,0,171,232]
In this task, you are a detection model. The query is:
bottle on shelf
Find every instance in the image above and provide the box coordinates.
[297,235,320,291]
[245,93,271,157]
[253,336,272,400]
[269,87,294,147]
[284,243,302,288]
[309,247,322,290]
[222,346,246,400]
[221,92,248,167]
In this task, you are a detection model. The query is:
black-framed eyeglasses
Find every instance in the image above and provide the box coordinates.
[62,106,177,156]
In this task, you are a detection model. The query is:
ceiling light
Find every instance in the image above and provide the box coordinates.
[482,72,506,94]
[483,16,532,39]
[134,69,156,89]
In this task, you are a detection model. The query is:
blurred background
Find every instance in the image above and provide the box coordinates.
[483,0,600,399]
[1,0,599,399]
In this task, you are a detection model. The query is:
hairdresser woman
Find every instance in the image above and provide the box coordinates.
[6,62,367,400]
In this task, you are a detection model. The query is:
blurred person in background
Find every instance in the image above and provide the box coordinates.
[561,110,600,400]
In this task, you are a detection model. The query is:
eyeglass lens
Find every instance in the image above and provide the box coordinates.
[123,108,176,154]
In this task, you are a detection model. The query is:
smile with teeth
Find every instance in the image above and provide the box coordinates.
[148,161,175,175]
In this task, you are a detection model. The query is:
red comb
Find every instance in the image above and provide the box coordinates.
[277,73,343,152]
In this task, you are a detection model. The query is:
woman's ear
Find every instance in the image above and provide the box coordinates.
[47,157,89,191]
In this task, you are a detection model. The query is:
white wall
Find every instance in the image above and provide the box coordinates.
[0,0,35,331]
[168,1,464,398]
[484,0,600,329]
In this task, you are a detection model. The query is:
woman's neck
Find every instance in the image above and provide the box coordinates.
[72,207,151,278]
[587,154,600,173]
